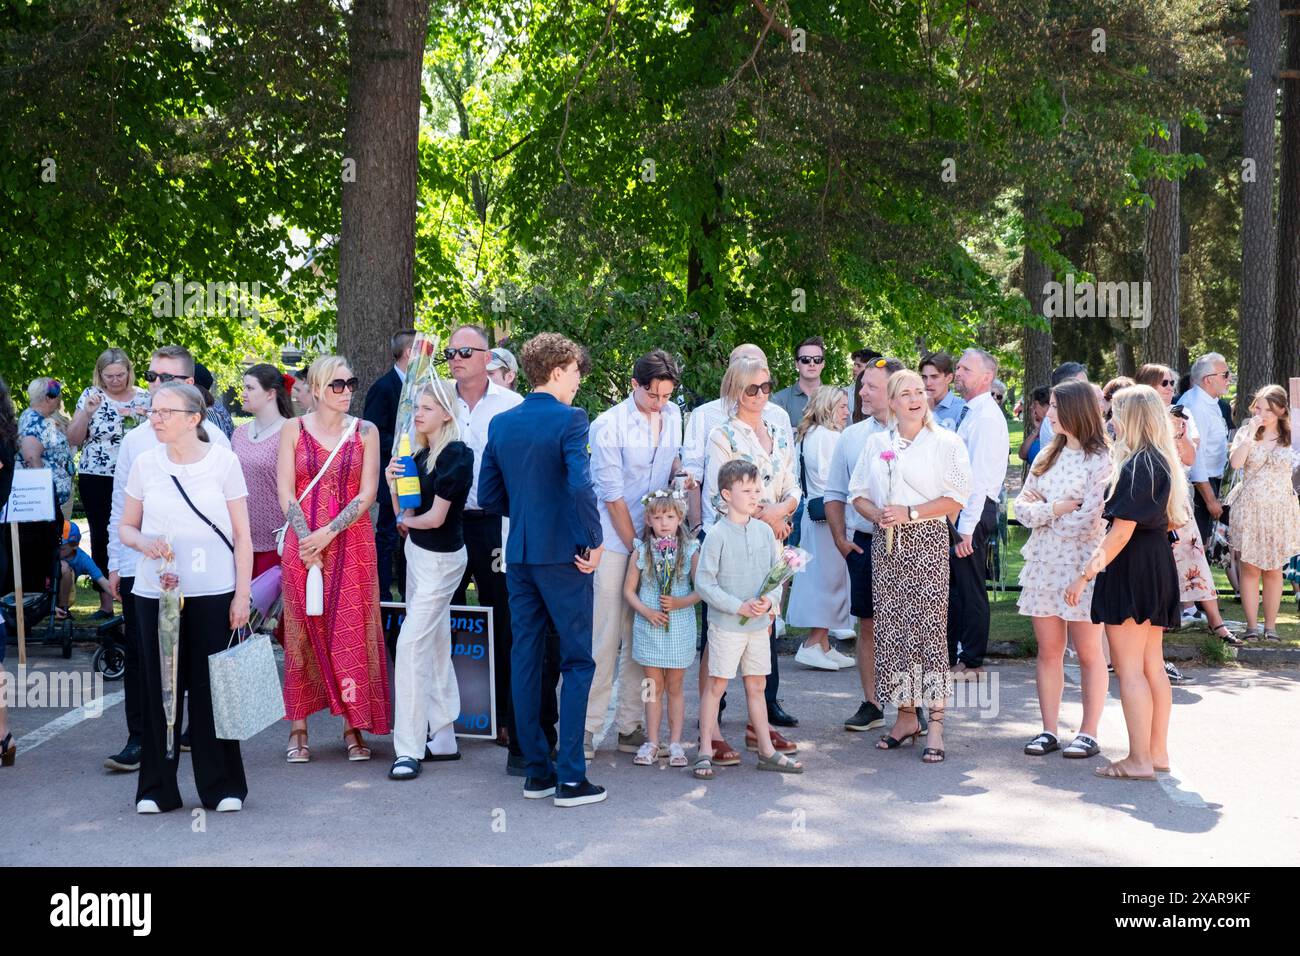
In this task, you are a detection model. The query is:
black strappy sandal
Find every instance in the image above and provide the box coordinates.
[921,710,945,763]
[1212,623,1243,647]
[1024,731,1060,756]
[876,707,922,750]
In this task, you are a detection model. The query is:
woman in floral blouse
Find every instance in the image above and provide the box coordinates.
[18,378,75,610]
[67,348,148,617]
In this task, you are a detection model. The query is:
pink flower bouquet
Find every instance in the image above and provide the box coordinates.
[739,546,812,624]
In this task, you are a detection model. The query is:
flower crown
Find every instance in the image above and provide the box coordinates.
[641,488,686,507]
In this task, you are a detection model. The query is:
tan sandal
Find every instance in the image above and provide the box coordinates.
[344,728,371,761]
[1094,760,1155,781]
[286,729,310,763]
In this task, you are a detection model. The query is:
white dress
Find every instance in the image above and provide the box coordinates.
[787,426,852,630]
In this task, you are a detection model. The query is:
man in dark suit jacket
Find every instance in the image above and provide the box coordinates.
[478,333,608,808]
[363,329,415,607]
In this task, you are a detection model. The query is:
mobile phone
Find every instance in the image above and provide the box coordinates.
[576,546,591,561]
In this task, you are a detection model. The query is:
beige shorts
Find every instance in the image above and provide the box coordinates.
[707,624,771,679]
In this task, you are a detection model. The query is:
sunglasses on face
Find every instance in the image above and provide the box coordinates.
[743,380,774,397]
[797,355,825,365]
[1207,369,1232,379]
[444,347,489,361]
[1160,379,1175,387]
[144,370,184,384]
[326,377,360,394]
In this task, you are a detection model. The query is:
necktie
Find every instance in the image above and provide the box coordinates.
[956,405,969,429]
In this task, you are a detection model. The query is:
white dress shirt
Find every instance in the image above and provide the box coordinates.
[796,425,841,498]
[822,415,888,535]
[849,425,972,517]
[455,379,523,509]
[107,418,231,575]
[1183,385,1228,482]
[955,392,1010,536]
[683,398,791,526]
[590,393,683,554]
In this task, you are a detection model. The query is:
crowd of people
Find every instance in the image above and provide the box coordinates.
[1,331,1298,806]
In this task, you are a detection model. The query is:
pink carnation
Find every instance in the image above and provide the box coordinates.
[879,450,897,462]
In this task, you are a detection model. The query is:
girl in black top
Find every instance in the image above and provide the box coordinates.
[1066,385,1184,782]
[384,379,474,779]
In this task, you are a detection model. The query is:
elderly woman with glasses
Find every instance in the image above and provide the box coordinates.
[277,355,390,764]
[701,355,802,748]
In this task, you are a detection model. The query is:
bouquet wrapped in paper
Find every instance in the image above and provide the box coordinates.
[391,332,442,458]
[738,546,812,624]
[156,547,183,760]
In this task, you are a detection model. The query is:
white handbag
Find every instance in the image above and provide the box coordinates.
[275,417,359,555]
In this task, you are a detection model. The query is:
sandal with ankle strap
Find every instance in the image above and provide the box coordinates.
[877,707,921,750]
[344,728,371,761]
[1264,628,1281,642]
[921,710,945,763]
[1213,623,1243,647]
[286,729,310,763]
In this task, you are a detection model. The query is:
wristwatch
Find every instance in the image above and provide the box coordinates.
[908,507,920,522]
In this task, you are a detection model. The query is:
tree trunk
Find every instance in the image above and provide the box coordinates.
[336,0,431,397]
[1276,0,1300,384]
[1238,0,1281,417]
[1021,194,1053,430]
[1142,123,1181,367]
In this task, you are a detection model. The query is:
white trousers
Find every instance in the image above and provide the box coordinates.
[393,541,468,760]
[584,549,644,736]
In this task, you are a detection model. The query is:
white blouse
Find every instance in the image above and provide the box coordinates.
[848,425,972,520]
[796,425,841,499]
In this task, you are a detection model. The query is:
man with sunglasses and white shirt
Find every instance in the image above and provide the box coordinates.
[444,325,529,768]
[1184,353,1234,546]
[105,345,230,774]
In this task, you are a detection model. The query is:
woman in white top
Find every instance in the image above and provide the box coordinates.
[788,385,854,670]
[849,370,971,764]
[119,382,252,815]
[700,355,802,748]
[68,347,148,617]
[1014,380,1112,759]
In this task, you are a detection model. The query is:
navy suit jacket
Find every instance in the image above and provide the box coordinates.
[478,392,603,565]
[362,366,403,459]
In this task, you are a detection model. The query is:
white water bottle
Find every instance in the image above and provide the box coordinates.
[306,564,324,617]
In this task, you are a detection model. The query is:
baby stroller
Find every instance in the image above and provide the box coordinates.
[91,614,127,680]
[2,517,74,659]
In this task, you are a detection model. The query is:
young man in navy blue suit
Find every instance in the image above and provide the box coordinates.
[478,333,608,807]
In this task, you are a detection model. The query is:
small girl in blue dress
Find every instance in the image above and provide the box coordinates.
[623,488,701,767]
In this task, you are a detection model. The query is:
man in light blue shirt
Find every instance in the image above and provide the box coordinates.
[584,349,683,758]
[1184,352,1232,544]
[920,352,965,431]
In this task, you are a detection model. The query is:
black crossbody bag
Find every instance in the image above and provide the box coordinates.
[170,475,235,554]
[798,441,826,522]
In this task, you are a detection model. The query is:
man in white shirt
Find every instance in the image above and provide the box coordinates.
[824,357,905,731]
[584,350,683,759]
[444,324,527,770]
[104,345,231,773]
[948,348,1009,679]
[1184,352,1232,545]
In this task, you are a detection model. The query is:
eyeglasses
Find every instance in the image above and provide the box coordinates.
[743,380,774,397]
[326,377,360,394]
[797,355,825,366]
[144,371,185,384]
[1207,369,1232,379]
[444,347,489,361]
[146,407,196,421]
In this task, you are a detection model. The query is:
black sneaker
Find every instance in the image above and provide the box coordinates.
[554,779,607,808]
[844,700,885,731]
[179,729,191,753]
[104,743,141,772]
[523,774,557,799]
[506,753,529,778]
[1164,661,1191,684]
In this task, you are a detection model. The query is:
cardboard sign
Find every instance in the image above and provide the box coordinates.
[380,602,496,739]
[0,468,55,523]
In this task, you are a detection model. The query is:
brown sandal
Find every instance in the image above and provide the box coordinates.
[286,729,310,763]
[711,739,741,766]
[344,728,371,761]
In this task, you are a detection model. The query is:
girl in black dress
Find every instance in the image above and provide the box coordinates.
[1066,385,1184,781]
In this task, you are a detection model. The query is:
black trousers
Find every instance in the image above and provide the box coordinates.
[134,591,247,811]
[375,480,406,602]
[120,575,143,746]
[78,474,114,586]
[947,498,998,669]
[1193,476,1222,550]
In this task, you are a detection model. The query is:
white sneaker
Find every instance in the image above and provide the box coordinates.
[795,643,839,671]
[826,647,856,669]
[215,797,242,812]
[1180,607,1206,629]
[135,799,161,814]
[830,628,856,639]
[775,616,787,637]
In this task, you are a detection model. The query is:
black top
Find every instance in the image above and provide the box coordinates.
[1103,449,1171,530]
[407,441,474,553]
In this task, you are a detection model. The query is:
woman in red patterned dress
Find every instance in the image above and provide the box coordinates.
[277,355,390,763]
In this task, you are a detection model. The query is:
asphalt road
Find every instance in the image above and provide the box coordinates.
[2,644,1296,866]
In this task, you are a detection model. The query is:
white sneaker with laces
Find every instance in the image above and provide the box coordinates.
[795,643,839,671]
[826,647,856,669]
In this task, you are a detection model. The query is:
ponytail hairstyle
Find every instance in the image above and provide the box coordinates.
[154,381,210,443]
[1249,384,1292,447]
[639,488,691,585]
[245,363,294,419]
[1032,379,1108,477]
[1107,385,1187,527]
